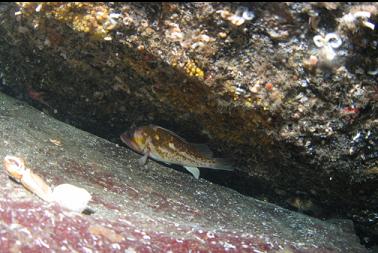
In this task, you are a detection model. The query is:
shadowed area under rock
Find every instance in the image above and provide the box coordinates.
[0,92,367,252]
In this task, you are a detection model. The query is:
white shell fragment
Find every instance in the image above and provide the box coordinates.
[362,20,375,30]
[52,184,92,213]
[353,11,371,19]
[367,69,378,76]
[339,11,375,31]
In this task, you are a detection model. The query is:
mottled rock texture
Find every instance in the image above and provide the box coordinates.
[0,2,376,247]
[0,92,367,253]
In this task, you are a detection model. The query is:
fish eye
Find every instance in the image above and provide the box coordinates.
[126,131,132,138]
[120,131,131,142]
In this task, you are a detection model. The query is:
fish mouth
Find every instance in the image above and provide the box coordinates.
[120,132,141,153]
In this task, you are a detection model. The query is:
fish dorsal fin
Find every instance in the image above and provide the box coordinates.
[190,143,213,158]
[150,125,213,157]
[151,125,189,144]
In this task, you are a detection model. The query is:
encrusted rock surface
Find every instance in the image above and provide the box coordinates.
[0,2,376,247]
[0,92,367,252]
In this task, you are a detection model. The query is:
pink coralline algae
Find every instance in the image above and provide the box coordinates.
[0,199,261,252]
[0,198,317,252]
[0,197,367,252]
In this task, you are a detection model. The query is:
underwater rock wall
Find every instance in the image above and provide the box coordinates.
[0,2,376,247]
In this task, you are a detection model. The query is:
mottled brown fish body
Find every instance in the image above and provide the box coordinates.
[125,126,211,167]
[120,125,234,178]
[146,126,216,168]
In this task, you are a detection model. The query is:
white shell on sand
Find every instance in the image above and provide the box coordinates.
[52,184,91,213]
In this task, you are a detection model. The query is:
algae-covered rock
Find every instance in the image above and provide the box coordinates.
[0,91,367,253]
[0,2,376,248]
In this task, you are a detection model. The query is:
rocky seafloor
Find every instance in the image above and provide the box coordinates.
[0,2,376,251]
[0,91,368,253]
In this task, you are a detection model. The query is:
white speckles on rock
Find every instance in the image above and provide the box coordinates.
[206,231,215,239]
[125,248,137,253]
[143,235,151,240]
[82,247,93,253]
[111,243,121,250]
[222,241,236,250]
[126,237,136,241]
[35,238,50,248]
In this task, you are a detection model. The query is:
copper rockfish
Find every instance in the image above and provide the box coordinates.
[120,125,233,179]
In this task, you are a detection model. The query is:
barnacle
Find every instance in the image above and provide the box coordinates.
[188,34,216,51]
[234,6,255,23]
[339,10,375,31]
[217,6,255,26]
[165,22,184,42]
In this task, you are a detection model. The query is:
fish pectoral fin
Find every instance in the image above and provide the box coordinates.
[183,166,200,179]
[138,153,149,166]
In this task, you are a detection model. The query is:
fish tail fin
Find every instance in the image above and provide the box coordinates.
[210,158,234,171]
